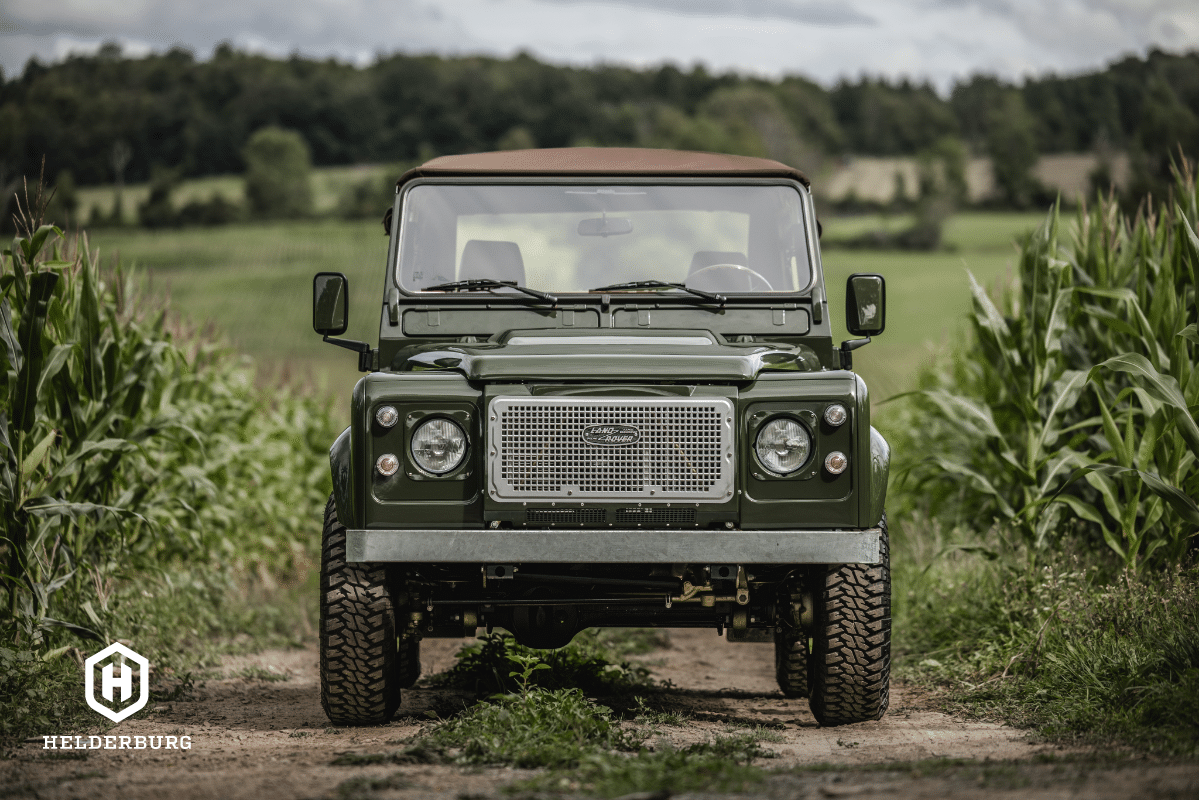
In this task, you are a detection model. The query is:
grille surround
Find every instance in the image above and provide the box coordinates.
[488,397,734,502]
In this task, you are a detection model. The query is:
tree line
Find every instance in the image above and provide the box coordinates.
[1,43,1196,209]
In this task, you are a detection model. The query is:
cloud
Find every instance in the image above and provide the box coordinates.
[538,0,876,26]
[0,0,1195,89]
[0,0,480,68]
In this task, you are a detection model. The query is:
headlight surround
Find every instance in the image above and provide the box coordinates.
[754,417,812,475]
[410,417,468,475]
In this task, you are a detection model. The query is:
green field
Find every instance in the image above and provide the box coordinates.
[83,210,1046,405]
[822,210,1046,399]
[76,164,393,223]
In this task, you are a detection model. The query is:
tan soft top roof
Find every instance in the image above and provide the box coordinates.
[396,147,809,188]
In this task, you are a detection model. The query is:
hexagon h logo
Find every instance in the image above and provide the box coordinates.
[85,642,149,723]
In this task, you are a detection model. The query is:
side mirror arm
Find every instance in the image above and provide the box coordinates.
[322,335,374,372]
[838,337,871,370]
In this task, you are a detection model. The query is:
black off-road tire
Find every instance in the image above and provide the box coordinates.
[396,635,421,689]
[808,514,891,726]
[775,630,810,698]
[319,495,401,725]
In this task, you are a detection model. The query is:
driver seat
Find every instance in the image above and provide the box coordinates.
[459,240,526,284]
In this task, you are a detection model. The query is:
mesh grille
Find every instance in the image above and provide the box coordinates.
[526,508,608,525]
[615,507,696,526]
[489,397,733,501]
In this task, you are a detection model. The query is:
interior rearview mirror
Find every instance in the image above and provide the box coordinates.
[313,272,349,336]
[846,273,885,336]
[578,216,633,237]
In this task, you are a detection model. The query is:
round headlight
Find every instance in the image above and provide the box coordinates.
[824,404,847,427]
[824,451,848,475]
[410,418,467,475]
[376,453,400,477]
[755,418,811,475]
[376,405,399,428]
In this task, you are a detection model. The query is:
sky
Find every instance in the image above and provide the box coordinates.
[1,0,1197,92]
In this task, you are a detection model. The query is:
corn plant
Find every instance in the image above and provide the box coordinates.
[896,163,1199,569]
[1,217,337,649]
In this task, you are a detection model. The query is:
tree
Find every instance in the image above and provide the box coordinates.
[987,92,1043,208]
[242,126,312,219]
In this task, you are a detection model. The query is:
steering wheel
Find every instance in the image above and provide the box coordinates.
[686,264,774,292]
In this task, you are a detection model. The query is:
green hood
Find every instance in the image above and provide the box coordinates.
[392,330,819,381]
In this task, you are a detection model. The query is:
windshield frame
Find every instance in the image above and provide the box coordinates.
[387,176,821,300]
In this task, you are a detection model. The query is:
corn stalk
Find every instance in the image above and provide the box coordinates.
[897,163,1199,569]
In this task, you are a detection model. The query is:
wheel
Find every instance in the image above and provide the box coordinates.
[686,263,773,292]
[808,514,891,726]
[396,634,421,688]
[775,629,810,698]
[319,495,401,725]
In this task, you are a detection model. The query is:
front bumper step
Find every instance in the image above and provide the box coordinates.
[345,527,881,565]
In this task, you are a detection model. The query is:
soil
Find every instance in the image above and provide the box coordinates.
[4,630,1196,799]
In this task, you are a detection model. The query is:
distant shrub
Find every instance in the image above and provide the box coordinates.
[242,126,313,219]
[137,165,182,228]
[177,192,242,226]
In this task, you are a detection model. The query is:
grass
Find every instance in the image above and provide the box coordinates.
[823,246,1020,402]
[327,628,771,796]
[426,630,654,697]
[0,566,315,754]
[75,164,394,223]
[890,514,1199,758]
[82,219,389,408]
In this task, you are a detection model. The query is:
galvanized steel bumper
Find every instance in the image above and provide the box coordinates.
[345,527,881,564]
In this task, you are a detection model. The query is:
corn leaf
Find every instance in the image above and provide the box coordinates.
[20,429,56,481]
[1090,353,1199,455]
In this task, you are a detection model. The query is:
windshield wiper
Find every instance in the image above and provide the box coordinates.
[423,278,557,304]
[588,280,725,304]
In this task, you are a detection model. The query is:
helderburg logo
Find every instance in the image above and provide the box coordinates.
[582,424,641,446]
[85,642,149,723]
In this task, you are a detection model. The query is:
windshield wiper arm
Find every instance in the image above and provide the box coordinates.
[588,280,725,304]
[423,278,557,304]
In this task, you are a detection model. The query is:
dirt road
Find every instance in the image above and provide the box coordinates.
[5,631,1196,799]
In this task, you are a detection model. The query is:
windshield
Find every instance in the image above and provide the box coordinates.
[396,183,813,295]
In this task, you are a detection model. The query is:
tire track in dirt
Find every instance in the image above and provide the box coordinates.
[4,630,1195,799]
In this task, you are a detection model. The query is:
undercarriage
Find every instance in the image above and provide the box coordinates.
[392,562,812,649]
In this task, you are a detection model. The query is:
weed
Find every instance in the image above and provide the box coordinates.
[630,696,685,727]
[424,688,638,769]
[428,632,652,696]
[894,522,1199,756]
[584,628,670,658]
[235,665,288,682]
[515,734,770,797]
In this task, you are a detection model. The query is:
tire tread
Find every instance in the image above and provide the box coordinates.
[808,514,891,726]
[319,496,400,725]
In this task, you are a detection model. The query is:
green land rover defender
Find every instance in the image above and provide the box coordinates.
[312,147,890,727]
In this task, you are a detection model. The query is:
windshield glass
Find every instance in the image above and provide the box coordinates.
[396,183,812,294]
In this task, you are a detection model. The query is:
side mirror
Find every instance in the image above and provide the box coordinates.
[845,273,885,336]
[313,272,349,336]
